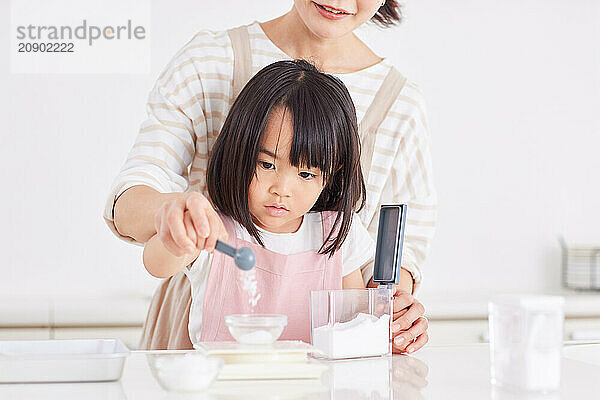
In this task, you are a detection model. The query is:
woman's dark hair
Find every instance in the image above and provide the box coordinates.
[207,59,366,255]
[371,0,403,27]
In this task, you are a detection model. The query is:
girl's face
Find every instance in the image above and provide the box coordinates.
[248,107,326,234]
[292,0,383,39]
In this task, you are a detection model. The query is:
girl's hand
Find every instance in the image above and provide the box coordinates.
[390,287,429,354]
[154,191,228,257]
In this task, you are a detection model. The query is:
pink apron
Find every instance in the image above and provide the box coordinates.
[198,211,342,343]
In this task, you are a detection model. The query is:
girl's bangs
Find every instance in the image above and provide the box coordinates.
[284,88,342,183]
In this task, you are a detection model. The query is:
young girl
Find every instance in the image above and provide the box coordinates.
[143,60,375,344]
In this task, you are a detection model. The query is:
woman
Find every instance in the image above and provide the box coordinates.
[105,0,436,353]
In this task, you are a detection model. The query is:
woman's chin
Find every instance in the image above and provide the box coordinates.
[306,21,353,40]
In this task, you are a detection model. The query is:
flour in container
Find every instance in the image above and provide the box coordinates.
[312,313,391,359]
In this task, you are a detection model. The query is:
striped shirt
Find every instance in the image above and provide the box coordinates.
[104,22,437,290]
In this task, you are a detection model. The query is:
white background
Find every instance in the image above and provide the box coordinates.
[1,0,599,302]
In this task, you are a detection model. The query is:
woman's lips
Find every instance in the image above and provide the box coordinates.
[265,205,289,217]
[313,2,353,20]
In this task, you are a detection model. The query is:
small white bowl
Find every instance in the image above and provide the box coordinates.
[147,352,222,392]
[225,314,288,345]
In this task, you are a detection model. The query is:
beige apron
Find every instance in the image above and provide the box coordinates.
[138,24,406,350]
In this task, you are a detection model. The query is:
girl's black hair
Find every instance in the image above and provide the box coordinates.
[371,0,403,27]
[207,59,366,255]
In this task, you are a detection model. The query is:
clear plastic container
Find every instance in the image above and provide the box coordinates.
[489,295,564,392]
[310,288,392,359]
[224,314,287,345]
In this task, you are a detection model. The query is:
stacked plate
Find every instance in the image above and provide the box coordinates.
[195,341,327,380]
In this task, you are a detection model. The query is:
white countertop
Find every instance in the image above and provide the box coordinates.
[1,343,599,399]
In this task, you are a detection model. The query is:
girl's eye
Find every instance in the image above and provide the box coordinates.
[299,171,316,180]
[259,161,275,170]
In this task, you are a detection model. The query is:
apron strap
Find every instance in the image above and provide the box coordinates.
[227,25,253,101]
[358,66,407,230]
[359,66,407,184]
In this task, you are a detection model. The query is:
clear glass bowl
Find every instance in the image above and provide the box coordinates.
[224,314,288,345]
[146,352,222,392]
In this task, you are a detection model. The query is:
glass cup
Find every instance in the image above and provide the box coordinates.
[489,295,564,393]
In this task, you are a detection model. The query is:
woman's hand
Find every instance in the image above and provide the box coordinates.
[390,287,429,354]
[154,191,228,257]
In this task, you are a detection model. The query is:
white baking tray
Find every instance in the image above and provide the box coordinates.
[0,339,129,383]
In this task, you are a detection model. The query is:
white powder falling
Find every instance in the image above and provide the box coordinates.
[241,269,261,310]
[312,313,391,359]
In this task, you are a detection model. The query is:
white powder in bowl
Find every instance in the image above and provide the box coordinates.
[149,353,222,392]
[237,329,275,344]
[312,313,391,359]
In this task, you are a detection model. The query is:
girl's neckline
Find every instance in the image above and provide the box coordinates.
[251,21,387,76]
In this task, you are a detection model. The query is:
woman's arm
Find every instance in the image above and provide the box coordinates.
[106,66,198,244]
[143,233,200,278]
[114,186,182,243]
[115,187,227,258]
[105,30,234,246]
[389,87,437,292]
[377,86,434,353]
